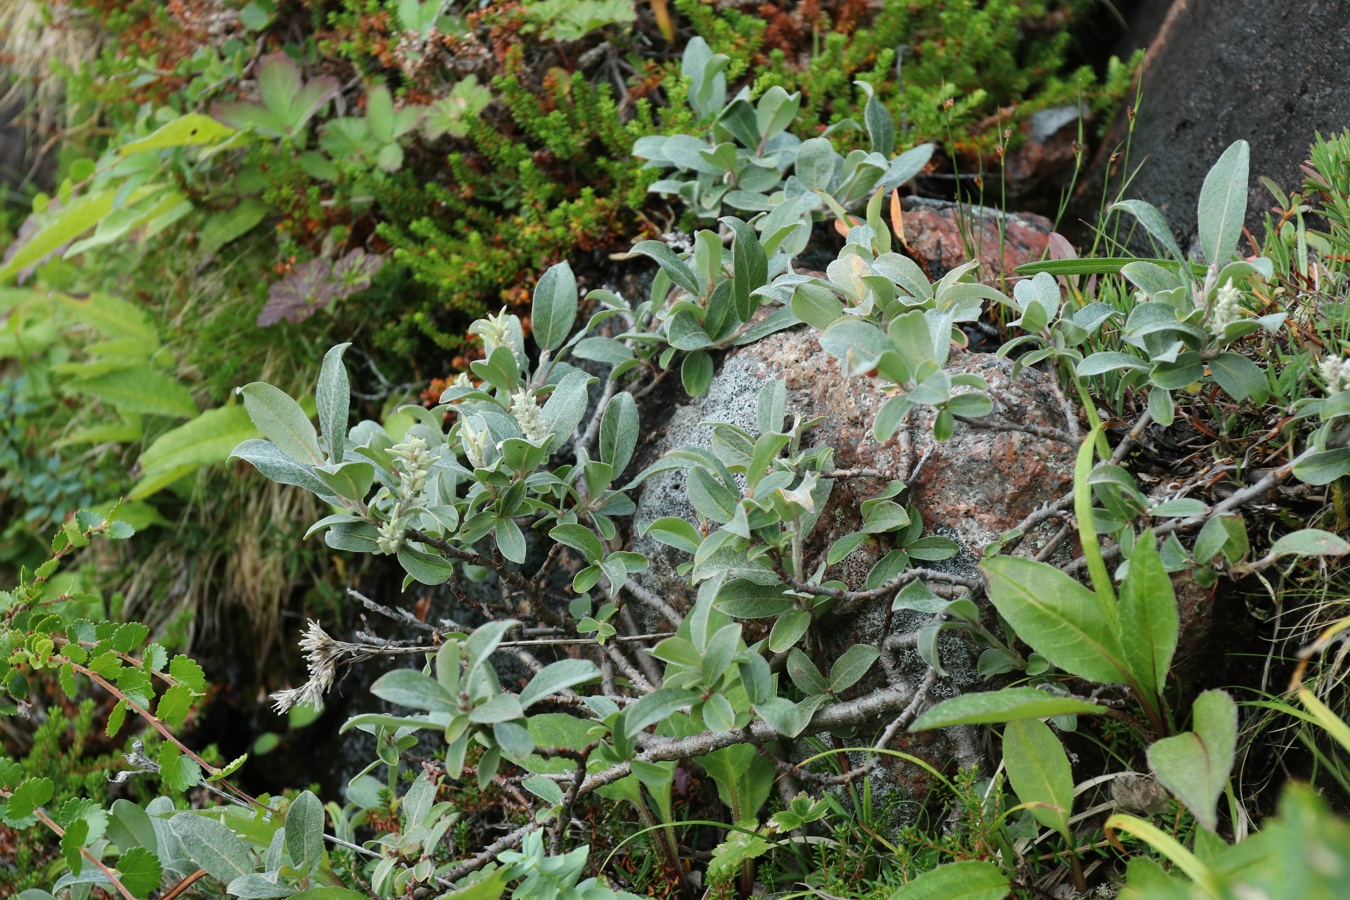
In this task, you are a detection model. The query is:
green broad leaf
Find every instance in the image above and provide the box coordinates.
[157,743,202,792]
[494,517,527,564]
[365,83,395,142]
[436,869,510,900]
[198,198,268,256]
[1118,530,1178,703]
[572,336,634,365]
[889,860,1009,899]
[169,812,255,883]
[857,80,894,157]
[1266,529,1350,560]
[795,137,838,191]
[1149,498,1209,517]
[786,649,828,696]
[288,891,367,900]
[0,189,117,282]
[6,777,54,820]
[532,261,578,351]
[549,523,604,563]
[240,383,323,465]
[117,114,236,156]
[725,216,767,322]
[170,655,207,692]
[521,714,594,774]
[682,350,714,396]
[624,687,699,738]
[910,687,1103,731]
[397,545,453,585]
[115,846,163,899]
[314,461,373,503]
[465,619,517,672]
[754,696,812,738]
[156,684,196,727]
[1148,689,1237,831]
[1109,199,1186,266]
[107,799,157,853]
[599,391,639,474]
[1293,447,1350,486]
[130,404,261,499]
[469,693,524,724]
[687,466,740,524]
[541,370,595,453]
[644,517,702,554]
[284,790,324,877]
[1004,718,1073,841]
[632,240,702,298]
[981,556,1131,686]
[768,608,812,652]
[523,774,564,806]
[494,721,535,761]
[1209,351,1267,402]
[370,669,455,711]
[229,439,337,502]
[1077,351,1150,377]
[54,291,158,342]
[829,644,880,693]
[827,532,869,566]
[64,365,197,419]
[715,580,795,618]
[520,660,601,708]
[1196,141,1249,265]
[315,343,351,464]
[225,873,296,900]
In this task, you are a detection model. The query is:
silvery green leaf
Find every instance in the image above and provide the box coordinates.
[794,137,839,191]
[1110,199,1186,266]
[315,343,351,463]
[229,439,338,502]
[283,791,324,878]
[633,240,702,297]
[169,813,255,883]
[532,260,578,352]
[541,370,596,452]
[520,660,601,708]
[599,391,640,475]
[856,80,894,157]
[755,86,801,143]
[878,142,935,191]
[1196,140,1249,265]
[239,383,323,465]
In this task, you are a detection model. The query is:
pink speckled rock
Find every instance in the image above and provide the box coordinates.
[730,328,1076,560]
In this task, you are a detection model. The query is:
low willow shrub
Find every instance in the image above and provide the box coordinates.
[5,140,1350,898]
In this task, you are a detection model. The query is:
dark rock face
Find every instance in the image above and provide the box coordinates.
[1087,0,1350,247]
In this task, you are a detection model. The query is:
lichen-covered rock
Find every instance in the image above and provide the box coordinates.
[633,328,1077,608]
[629,327,1077,805]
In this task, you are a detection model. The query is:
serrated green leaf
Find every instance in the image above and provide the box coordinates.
[6,777,54,820]
[169,655,207,692]
[156,684,195,727]
[157,743,202,792]
[115,846,164,899]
